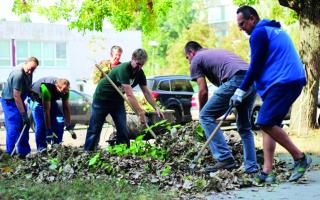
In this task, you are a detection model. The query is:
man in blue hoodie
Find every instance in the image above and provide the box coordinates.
[231,5,312,183]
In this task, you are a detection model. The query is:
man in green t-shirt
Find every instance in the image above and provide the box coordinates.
[28,77,71,152]
[84,48,162,151]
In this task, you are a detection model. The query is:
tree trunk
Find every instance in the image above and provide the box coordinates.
[279,0,320,135]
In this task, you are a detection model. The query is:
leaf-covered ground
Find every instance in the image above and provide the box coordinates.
[0,122,296,198]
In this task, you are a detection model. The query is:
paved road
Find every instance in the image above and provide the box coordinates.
[207,155,320,200]
[207,170,320,200]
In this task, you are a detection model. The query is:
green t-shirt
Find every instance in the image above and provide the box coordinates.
[40,84,69,101]
[94,61,146,102]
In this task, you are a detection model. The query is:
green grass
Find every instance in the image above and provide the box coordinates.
[0,178,175,200]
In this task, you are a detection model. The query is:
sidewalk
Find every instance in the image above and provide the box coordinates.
[207,155,320,200]
[208,170,320,200]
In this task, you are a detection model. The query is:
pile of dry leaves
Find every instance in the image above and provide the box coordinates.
[1,121,291,196]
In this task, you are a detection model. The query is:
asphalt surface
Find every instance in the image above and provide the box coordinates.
[207,155,320,200]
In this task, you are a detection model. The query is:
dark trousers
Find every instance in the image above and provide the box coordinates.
[84,99,129,151]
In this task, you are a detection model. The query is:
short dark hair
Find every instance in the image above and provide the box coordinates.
[132,48,148,61]
[110,45,123,53]
[237,5,260,20]
[184,41,203,54]
[26,56,39,66]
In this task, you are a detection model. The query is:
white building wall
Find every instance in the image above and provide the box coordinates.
[0,21,142,95]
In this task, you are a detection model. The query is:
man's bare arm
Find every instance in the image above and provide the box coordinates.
[122,84,146,123]
[13,89,27,114]
[141,85,164,118]
[62,99,71,125]
[42,100,52,129]
[197,77,208,111]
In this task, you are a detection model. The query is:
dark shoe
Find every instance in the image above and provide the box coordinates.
[255,171,276,184]
[205,157,236,173]
[289,153,312,182]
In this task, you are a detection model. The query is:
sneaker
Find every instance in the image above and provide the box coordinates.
[255,171,276,184]
[289,154,312,182]
[205,157,237,173]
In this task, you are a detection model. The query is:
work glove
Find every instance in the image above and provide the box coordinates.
[230,88,246,107]
[21,113,30,126]
[46,129,58,142]
[65,124,77,139]
[65,124,74,131]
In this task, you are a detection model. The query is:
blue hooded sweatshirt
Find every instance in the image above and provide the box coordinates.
[239,19,306,97]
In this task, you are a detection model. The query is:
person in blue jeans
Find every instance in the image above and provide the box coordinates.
[1,57,39,157]
[184,41,258,173]
[84,49,163,151]
[232,5,311,183]
[28,77,72,152]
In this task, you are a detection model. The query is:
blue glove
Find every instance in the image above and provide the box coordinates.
[230,88,246,107]
[21,113,30,125]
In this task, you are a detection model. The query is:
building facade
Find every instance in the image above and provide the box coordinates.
[204,0,237,37]
[0,21,142,95]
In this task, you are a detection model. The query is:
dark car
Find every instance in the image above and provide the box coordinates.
[60,89,92,126]
[145,75,194,123]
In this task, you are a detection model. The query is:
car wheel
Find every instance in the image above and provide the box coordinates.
[251,106,260,130]
[170,106,182,124]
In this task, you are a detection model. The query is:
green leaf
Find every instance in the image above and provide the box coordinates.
[89,152,100,166]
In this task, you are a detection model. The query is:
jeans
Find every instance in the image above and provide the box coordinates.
[199,74,258,172]
[28,98,64,151]
[84,99,129,151]
[1,98,31,156]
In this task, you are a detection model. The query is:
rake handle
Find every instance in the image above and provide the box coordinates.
[191,106,233,164]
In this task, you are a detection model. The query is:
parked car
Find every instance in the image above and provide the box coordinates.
[134,75,194,123]
[191,84,263,130]
[60,89,93,126]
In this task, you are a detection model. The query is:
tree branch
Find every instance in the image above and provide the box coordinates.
[278,0,301,13]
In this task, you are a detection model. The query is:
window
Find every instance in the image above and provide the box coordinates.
[157,80,170,91]
[0,40,11,66]
[208,6,226,23]
[15,40,67,67]
[171,80,193,92]
[69,90,82,101]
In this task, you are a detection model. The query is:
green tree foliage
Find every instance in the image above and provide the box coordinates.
[233,0,298,25]
[142,0,198,75]
[164,22,217,75]
[218,24,250,62]
[12,0,173,34]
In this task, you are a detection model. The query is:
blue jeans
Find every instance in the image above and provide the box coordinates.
[28,98,64,151]
[199,75,258,172]
[1,98,31,156]
[84,99,129,151]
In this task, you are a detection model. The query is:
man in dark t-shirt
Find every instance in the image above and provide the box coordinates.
[184,41,258,173]
[84,48,163,151]
[28,77,71,152]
